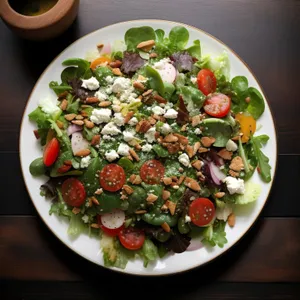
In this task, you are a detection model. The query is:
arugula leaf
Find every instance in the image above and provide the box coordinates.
[202,220,228,248]
[251,135,271,182]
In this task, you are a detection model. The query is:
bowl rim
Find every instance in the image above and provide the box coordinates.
[0,0,76,29]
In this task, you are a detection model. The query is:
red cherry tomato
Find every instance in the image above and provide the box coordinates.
[197,69,217,96]
[189,198,215,227]
[62,178,86,207]
[118,227,145,250]
[140,160,165,185]
[99,164,126,192]
[43,137,60,167]
[203,93,231,118]
[97,215,124,237]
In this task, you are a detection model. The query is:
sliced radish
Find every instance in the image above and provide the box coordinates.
[100,209,125,229]
[71,132,89,155]
[156,63,177,83]
[100,43,111,55]
[208,161,226,185]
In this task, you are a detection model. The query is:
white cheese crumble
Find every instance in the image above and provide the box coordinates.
[123,130,135,142]
[101,122,121,135]
[39,97,60,115]
[113,113,125,127]
[81,155,91,168]
[94,90,108,101]
[144,127,156,143]
[178,153,191,167]
[223,177,245,195]
[117,143,130,156]
[112,105,121,112]
[128,117,138,126]
[164,108,178,119]
[90,108,111,124]
[226,139,238,152]
[105,76,114,84]
[190,76,197,84]
[142,144,153,152]
[81,77,99,90]
[105,150,119,162]
[82,215,89,223]
[194,128,202,135]
[102,135,115,141]
[152,106,165,116]
[112,77,131,93]
[184,215,191,223]
[160,123,173,135]
[153,58,171,69]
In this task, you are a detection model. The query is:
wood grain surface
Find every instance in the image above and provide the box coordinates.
[0,0,299,299]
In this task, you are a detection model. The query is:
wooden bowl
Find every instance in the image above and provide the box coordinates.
[0,0,79,40]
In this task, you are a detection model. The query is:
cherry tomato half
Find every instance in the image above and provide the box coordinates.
[203,93,231,118]
[43,137,60,167]
[97,215,124,237]
[189,198,215,227]
[197,69,217,96]
[140,160,165,185]
[118,227,145,250]
[99,164,126,192]
[62,178,86,207]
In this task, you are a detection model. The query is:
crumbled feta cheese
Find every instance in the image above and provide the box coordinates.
[164,108,178,119]
[105,86,113,95]
[190,76,197,84]
[144,127,156,143]
[223,177,245,195]
[105,150,119,162]
[216,203,233,221]
[226,139,238,152]
[153,58,171,69]
[105,76,114,84]
[160,123,173,135]
[164,102,174,110]
[128,117,138,126]
[81,155,91,168]
[82,215,89,223]
[113,113,125,126]
[194,128,202,135]
[101,122,121,135]
[112,105,121,112]
[142,144,153,152]
[90,108,111,124]
[94,90,108,101]
[178,153,191,167]
[39,97,60,115]
[123,130,135,142]
[117,143,130,156]
[184,215,191,223]
[112,77,131,93]
[102,135,115,141]
[81,76,99,90]
[152,106,165,116]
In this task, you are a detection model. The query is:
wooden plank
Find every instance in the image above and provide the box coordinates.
[1,216,299,282]
[1,153,299,217]
[1,281,300,300]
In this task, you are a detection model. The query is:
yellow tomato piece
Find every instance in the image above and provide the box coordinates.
[235,113,256,143]
[90,57,111,70]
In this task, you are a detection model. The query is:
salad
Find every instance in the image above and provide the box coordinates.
[28,25,272,269]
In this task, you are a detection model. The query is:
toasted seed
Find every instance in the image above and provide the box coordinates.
[148,116,156,125]
[135,210,147,214]
[191,115,201,127]
[165,200,176,215]
[198,147,209,153]
[129,174,142,184]
[162,177,172,185]
[58,91,69,100]
[94,188,103,195]
[192,160,202,171]
[123,185,134,195]
[229,170,239,177]
[80,111,88,117]
[98,101,112,107]
[65,113,76,121]
[97,43,104,49]
[137,75,146,81]
[129,149,140,161]
[127,155,133,161]
[215,192,225,198]
[109,60,122,68]
[56,120,64,129]
[112,68,122,76]
[137,40,155,52]
[173,133,189,145]
[149,52,158,58]
[84,119,95,129]
[91,135,100,146]
[71,120,84,126]
[218,148,233,160]
[153,94,167,104]
[75,115,84,120]
[245,96,251,103]
[146,193,158,203]
[177,175,186,185]
[184,177,201,191]
[136,120,151,133]
[162,190,171,201]
[229,156,244,171]
[180,124,188,132]
[231,135,241,141]
[60,99,68,111]
[142,89,153,97]
[193,142,201,154]
[161,222,171,233]
[91,223,100,229]
[75,149,91,157]
[124,111,134,124]
[133,81,145,91]
[185,145,194,158]
[228,213,236,227]
[164,134,178,143]
[64,160,73,166]
[85,97,99,104]
[90,196,99,205]
[72,207,81,215]
[201,136,216,147]
[161,204,168,211]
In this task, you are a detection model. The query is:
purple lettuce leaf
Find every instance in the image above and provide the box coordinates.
[121,52,145,74]
[170,51,194,72]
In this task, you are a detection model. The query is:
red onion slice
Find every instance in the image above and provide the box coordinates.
[67,124,82,136]
[208,161,226,185]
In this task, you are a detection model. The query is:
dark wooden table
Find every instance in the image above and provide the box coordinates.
[1,0,300,299]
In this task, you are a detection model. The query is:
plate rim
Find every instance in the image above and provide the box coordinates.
[19,19,278,276]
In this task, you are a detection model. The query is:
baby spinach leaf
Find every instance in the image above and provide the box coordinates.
[117,157,134,172]
[145,65,165,95]
[127,186,147,214]
[231,76,248,96]
[29,157,46,176]
[186,39,201,60]
[61,67,78,84]
[152,144,169,158]
[169,26,189,52]
[155,29,165,42]
[164,160,182,177]
[163,82,175,100]
[124,26,156,52]
[247,87,265,119]
[62,58,90,77]
[95,191,123,213]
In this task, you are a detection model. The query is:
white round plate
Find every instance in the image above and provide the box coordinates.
[20,20,277,276]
